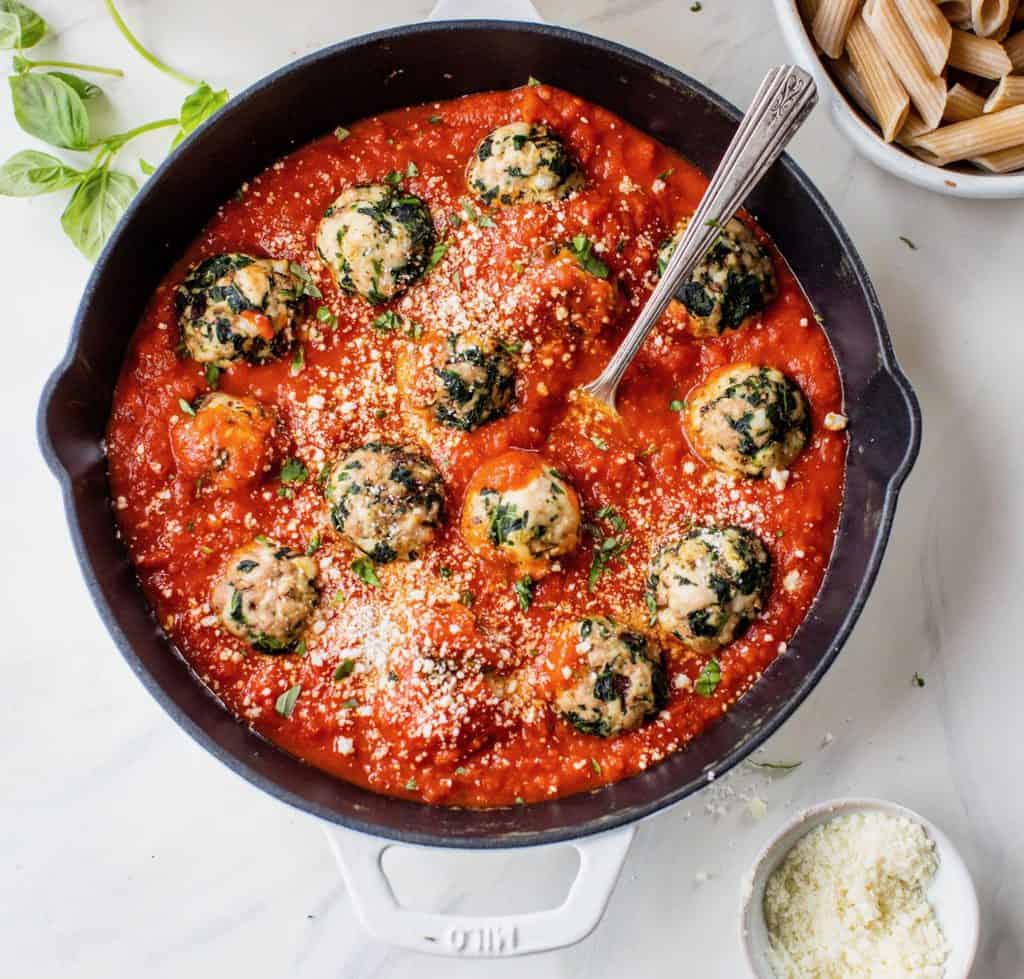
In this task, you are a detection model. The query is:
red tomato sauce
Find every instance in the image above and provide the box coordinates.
[106,85,845,807]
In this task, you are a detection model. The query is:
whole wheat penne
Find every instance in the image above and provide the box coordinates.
[939,0,972,20]
[972,0,1011,35]
[894,0,953,72]
[1005,29,1024,67]
[813,0,862,57]
[911,102,1024,162]
[971,141,1024,168]
[944,83,987,121]
[846,15,912,139]
[896,110,935,142]
[947,26,1014,75]
[798,0,822,23]
[831,54,877,115]
[994,0,1022,39]
[863,0,948,129]
[984,74,1024,110]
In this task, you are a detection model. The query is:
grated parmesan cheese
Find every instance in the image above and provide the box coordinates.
[763,811,949,979]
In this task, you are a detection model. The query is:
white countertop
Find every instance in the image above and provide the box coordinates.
[3,1,1022,977]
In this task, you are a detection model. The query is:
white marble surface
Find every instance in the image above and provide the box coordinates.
[3,1,1023,976]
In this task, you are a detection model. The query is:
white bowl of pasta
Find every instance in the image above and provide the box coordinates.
[773,0,1024,198]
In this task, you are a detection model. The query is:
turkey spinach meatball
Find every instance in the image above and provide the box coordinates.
[176,253,302,367]
[685,363,810,478]
[647,526,771,653]
[212,539,318,653]
[551,618,667,737]
[462,450,581,576]
[316,184,436,303]
[468,122,583,205]
[429,333,517,431]
[657,217,776,336]
[170,392,278,492]
[325,443,444,563]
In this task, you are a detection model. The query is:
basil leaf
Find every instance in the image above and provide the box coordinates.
[0,149,81,196]
[139,158,155,175]
[694,658,721,697]
[9,72,89,149]
[0,1,45,49]
[274,682,302,718]
[60,168,137,260]
[46,71,102,100]
[171,81,228,148]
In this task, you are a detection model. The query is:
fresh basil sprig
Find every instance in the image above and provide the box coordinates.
[0,0,229,259]
[0,0,45,50]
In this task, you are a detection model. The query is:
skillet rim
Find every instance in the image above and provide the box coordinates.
[37,18,921,848]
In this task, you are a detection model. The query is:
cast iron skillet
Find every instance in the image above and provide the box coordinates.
[38,20,920,849]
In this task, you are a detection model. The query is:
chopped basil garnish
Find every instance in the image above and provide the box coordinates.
[334,658,356,680]
[695,659,721,697]
[275,683,302,718]
[567,234,609,278]
[350,556,381,587]
[178,397,195,416]
[514,575,534,611]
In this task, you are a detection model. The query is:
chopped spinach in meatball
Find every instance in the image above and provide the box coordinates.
[430,333,516,431]
[316,183,436,303]
[657,217,777,336]
[462,453,581,575]
[647,526,770,653]
[325,443,444,562]
[211,538,318,653]
[176,253,302,367]
[467,122,583,205]
[554,617,667,737]
[686,363,809,478]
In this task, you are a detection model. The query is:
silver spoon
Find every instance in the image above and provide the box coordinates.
[580,65,818,413]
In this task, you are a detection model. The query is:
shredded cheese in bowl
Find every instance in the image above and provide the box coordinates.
[763,811,950,979]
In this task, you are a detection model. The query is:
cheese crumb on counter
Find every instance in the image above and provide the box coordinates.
[763,811,949,979]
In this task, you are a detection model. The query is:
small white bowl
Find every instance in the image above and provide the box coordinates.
[772,0,1024,199]
[740,797,979,979]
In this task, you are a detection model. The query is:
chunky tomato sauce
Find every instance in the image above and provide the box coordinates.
[107,85,845,807]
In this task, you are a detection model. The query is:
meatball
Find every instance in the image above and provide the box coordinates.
[176,253,302,367]
[685,363,810,478]
[552,617,667,737]
[316,183,436,303]
[211,539,318,653]
[170,392,277,491]
[325,443,445,562]
[462,450,581,576]
[467,122,583,205]
[429,333,517,431]
[647,526,771,652]
[657,217,777,336]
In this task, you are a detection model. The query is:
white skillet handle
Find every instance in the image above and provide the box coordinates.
[428,0,543,22]
[326,824,635,957]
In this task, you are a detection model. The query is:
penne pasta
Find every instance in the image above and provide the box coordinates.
[863,0,948,129]
[944,82,987,120]
[971,0,1011,36]
[798,0,823,23]
[938,0,972,21]
[894,0,953,73]
[947,26,1014,75]
[831,54,877,116]
[1005,29,1024,67]
[971,141,1024,169]
[984,73,1024,110]
[911,102,1024,162]
[896,110,935,142]
[846,15,912,140]
[813,0,862,58]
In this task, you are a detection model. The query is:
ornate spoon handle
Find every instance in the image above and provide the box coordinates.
[582,65,818,409]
